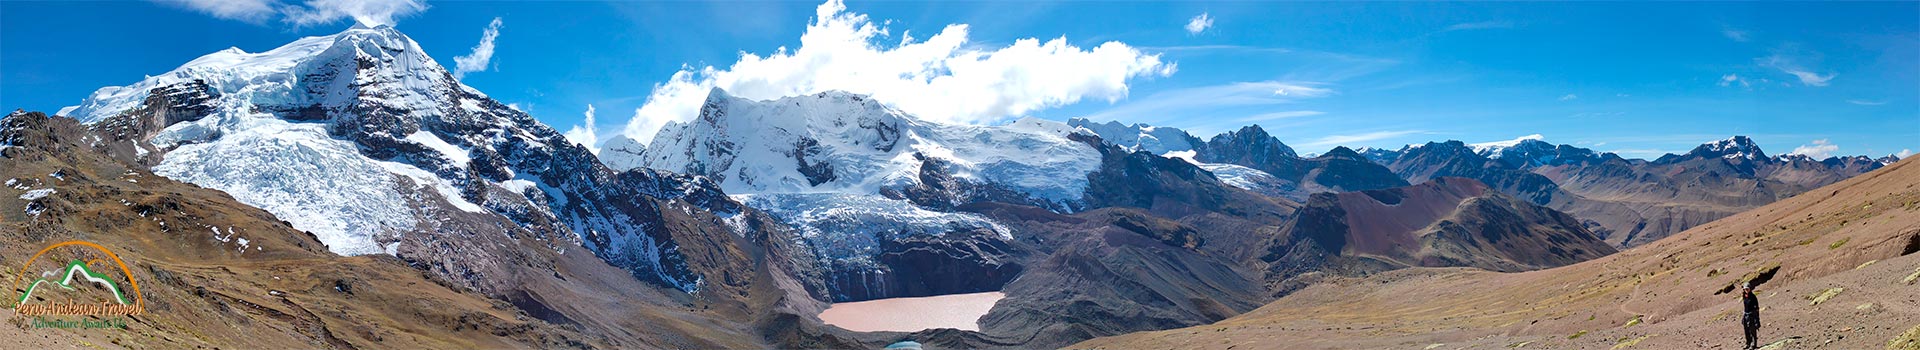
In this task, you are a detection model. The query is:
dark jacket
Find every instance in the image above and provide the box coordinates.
[1741,289,1760,325]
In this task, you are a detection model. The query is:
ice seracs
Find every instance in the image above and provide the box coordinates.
[627,88,1100,298]
[630,88,1101,207]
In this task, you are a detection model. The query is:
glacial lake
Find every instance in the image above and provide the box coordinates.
[817,291,1006,332]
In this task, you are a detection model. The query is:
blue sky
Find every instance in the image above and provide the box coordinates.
[2,1,1915,159]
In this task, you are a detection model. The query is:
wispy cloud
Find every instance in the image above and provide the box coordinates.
[1721,27,1751,42]
[1846,99,1886,106]
[159,0,277,24]
[159,0,428,27]
[453,17,503,79]
[1718,73,1752,89]
[1442,21,1514,32]
[1237,110,1324,122]
[1302,130,1425,148]
[1899,149,1913,158]
[1558,94,1578,101]
[1086,80,1335,131]
[1788,139,1839,158]
[1185,12,1213,34]
[1570,111,1626,118]
[1142,45,1290,54]
[1758,54,1834,87]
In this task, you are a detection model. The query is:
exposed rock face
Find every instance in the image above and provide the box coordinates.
[1074,158,1920,350]
[633,89,1104,302]
[959,205,1271,350]
[1192,126,1408,201]
[1260,177,1615,284]
[1385,141,1564,205]
[832,229,1024,301]
[1194,124,1298,164]
[1066,121,1406,202]
[1379,137,1887,247]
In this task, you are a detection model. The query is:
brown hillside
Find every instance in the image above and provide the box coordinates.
[0,112,768,349]
[1077,157,1920,350]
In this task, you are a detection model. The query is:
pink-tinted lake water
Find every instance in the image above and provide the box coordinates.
[817,291,1006,332]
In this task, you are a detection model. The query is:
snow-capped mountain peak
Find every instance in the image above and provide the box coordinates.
[633,88,1099,205]
[1468,134,1546,157]
[1689,135,1767,160]
[1065,117,1199,154]
[60,25,449,125]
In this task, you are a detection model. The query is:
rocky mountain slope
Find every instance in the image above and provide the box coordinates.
[614,88,1102,302]
[1380,137,1892,247]
[1076,157,1920,349]
[1068,119,1407,201]
[0,111,770,349]
[32,24,867,348]
[1258,177,1615,285]
[55,24,823,303]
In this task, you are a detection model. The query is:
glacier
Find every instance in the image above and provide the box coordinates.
[630,88,1102,207]
[152,116,414,255]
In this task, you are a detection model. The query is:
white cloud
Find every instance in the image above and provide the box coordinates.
[1781,70,1834,87]
[159,0,278,24]
[1846,99,1886,106]
[1722,28,1751,42]
[1302,130,1424,148]
[1898,149,1913,158]
[1558,94,1578,101]
[282,0,427,27]
[1084,80,1333,132]
[1185,13,1214,34]
[1759,54,1834,87]
[619,0,1175,144]
[565,105,599,154]
[159,0,426,27]
[454,17,504,79]
[1788,139,1840,158]
[1718,73,1751,88]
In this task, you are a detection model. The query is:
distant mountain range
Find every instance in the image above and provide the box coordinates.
[2,24,1902,349]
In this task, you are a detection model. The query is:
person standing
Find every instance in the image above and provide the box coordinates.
[1741,281,1761,350]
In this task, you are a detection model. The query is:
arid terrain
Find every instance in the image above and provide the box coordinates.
[1077,158,1920,349]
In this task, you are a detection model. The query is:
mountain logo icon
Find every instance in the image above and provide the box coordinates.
[18,260,132,306]
[7,240,146,316]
